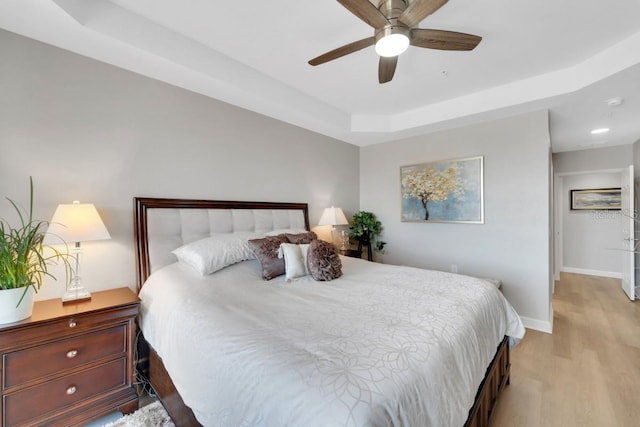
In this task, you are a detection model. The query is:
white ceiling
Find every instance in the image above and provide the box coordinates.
[2,0,640,152]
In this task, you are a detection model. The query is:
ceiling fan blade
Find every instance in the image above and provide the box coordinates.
[337,0,390,29]
[309,37,375,66]
[398,0,448,28]
[378,56,398,84]
[411,29,481,51]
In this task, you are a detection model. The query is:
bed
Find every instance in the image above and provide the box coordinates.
[133,197,525,427]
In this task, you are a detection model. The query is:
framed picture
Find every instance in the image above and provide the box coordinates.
[570,188,621,210]
[400,156,484,223]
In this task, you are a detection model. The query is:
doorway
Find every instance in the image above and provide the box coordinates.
[553,168,630,287]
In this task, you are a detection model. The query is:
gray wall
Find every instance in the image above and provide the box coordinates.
[360,111,552,331]
[0,29,360,301]
[561,173,623,276]
[554,145,633,173]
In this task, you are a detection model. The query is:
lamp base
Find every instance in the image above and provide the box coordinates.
[62,286,92,304]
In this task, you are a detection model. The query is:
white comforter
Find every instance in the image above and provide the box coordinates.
[139,257,524,427]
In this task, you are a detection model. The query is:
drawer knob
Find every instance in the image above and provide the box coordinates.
[66,385,77,395]
[68,320,77,328]
[66,349,78,359]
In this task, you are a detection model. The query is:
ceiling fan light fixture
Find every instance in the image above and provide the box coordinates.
[308,0,482,83]
[375,26,410,57]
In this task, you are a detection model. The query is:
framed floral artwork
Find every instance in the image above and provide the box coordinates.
[400,156,484,223]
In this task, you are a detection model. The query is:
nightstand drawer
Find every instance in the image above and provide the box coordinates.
[0,305,138,350]
[3,325,127,389]
[0,288,139,426]
[4,357,127,426]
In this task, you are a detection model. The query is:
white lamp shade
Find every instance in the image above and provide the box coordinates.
[46,203,111,244]
[318,206,349,226]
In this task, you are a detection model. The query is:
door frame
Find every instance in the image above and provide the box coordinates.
[553,168,626,282]
[621,164,635,300]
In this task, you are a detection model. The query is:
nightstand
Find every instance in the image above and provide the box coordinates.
[339,249,362,258]
[0,287,140,427]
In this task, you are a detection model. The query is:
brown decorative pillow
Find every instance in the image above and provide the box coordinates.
[307,240,342,281]
[248,234,288,280]
[285,231,317,244]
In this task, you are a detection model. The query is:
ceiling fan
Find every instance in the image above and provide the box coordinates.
[308,0,482,84]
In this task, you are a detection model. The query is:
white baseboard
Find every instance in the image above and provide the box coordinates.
[520,316,553,334]
[561,267,622,279]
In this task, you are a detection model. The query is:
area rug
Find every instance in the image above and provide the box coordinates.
[102,401,175,427]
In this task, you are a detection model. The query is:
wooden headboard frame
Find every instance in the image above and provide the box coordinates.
[133,197,310,292]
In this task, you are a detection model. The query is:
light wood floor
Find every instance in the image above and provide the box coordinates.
[490,273,640,427]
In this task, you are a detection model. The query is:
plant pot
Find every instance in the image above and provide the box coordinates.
[0,287,35,324]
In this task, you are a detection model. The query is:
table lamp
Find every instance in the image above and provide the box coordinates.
[47,201,111,303]
[318,206,348,245]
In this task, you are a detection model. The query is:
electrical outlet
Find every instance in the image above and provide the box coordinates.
[451,264,458,273]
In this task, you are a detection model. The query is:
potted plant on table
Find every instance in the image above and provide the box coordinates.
[0,178,70,324]
[349,211,386,261]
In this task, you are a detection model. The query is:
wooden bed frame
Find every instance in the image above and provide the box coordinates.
[133,197,510,427]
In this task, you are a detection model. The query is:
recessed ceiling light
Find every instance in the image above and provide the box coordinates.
[590,128,610,135]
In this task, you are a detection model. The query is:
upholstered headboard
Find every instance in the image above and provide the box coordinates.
[134,198,310,291]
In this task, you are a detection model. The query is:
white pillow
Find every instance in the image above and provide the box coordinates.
[172,232,258,275]
[278,243,310,280]
[264,229,308,236]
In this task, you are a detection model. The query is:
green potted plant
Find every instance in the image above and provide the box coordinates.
[349,211,386,260]
[0,178,70,324]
